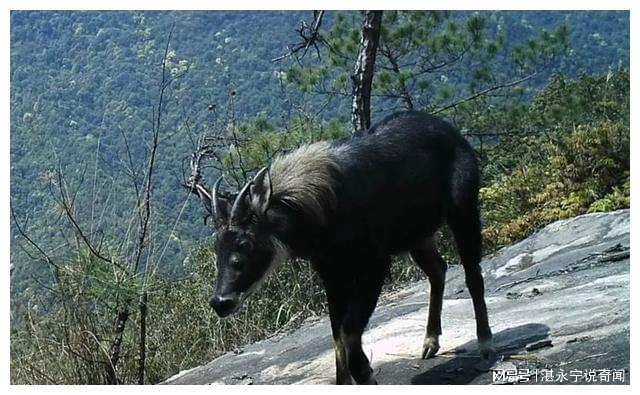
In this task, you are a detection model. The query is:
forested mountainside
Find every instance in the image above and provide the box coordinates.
[10,10,629,385]
[10,11,628,287]
[10,11,310,293]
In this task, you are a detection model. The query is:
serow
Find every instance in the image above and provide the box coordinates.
[194,111,494,385]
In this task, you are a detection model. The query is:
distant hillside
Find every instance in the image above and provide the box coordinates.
[10,10,629,297]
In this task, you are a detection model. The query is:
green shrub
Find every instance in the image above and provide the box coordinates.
[480,121,629,251]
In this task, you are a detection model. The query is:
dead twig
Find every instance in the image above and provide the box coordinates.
[272,11,326,63]
[556,352,609,367]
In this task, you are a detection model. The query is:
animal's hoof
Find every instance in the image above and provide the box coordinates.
[353,367,377,385]
[478,339,496,360]
[361,376,378,385]
[336,374,353,385]
[421,336,440,359]
[336,379,353,385]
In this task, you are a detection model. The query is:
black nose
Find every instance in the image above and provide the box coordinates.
[209,295,237,317]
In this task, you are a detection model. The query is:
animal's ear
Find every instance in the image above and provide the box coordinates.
[249,167,272,216]
[212,177,230,226]
[213,196,231,226]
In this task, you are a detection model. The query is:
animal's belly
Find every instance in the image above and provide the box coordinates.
[330,212,444,256]
[384,220,442,253]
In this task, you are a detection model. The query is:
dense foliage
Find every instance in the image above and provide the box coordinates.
[10,11,629,385]
[10,11,311,298]
[480,70,630,250]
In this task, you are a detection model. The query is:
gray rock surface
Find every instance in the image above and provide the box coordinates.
[164,209,630,385]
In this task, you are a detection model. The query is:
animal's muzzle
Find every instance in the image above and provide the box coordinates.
[209,294,239,317]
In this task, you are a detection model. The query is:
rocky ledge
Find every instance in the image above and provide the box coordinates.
[164,209,630,385]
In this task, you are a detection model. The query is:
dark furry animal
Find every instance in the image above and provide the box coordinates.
[201,111,493,384]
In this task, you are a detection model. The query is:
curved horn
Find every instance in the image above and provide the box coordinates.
[211,176,224,219]
[230,178,253,224]
[252,167,269,186]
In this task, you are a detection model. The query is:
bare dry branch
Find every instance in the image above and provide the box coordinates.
[272,11,326,63]
[432,73,536,115]
[52,168,127,272]
[10,203,59,271]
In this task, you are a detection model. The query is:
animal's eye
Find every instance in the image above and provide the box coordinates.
[229,253,242,269]
[237,240,252,253]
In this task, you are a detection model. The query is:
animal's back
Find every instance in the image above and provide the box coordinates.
[327,112,478,256]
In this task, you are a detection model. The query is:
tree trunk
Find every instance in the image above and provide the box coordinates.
[138,292,148,385]
[107,308,129,384]
[351,11,383,133]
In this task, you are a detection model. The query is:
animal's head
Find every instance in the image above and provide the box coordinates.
[205,168,287,317]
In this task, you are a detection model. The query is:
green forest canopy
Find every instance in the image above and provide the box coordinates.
[10,10,629,285]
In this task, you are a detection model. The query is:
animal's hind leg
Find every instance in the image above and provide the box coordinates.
[410,236,447,359]
[448,208,494,358]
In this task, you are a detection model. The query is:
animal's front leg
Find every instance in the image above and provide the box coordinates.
[323,273,352,384]
[341,330,376,384]
[340,262,388,385]
[333,336,351,384]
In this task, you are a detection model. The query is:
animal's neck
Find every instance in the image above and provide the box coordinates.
[266,200,326,260]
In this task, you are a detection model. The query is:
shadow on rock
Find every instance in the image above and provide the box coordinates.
[375,323,550,385]
[414,323,550,384]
